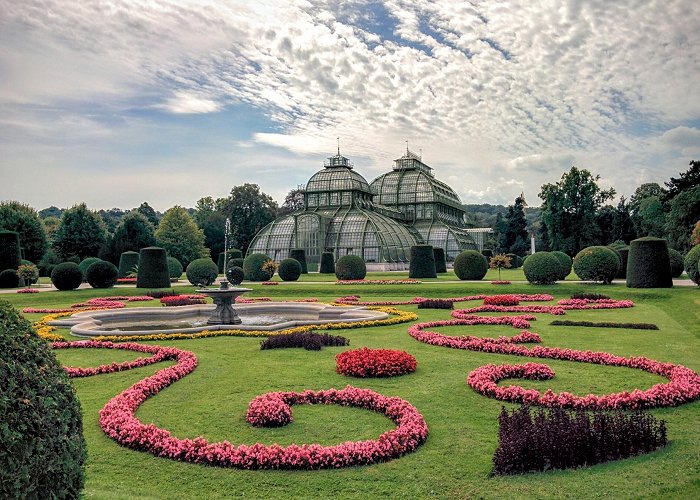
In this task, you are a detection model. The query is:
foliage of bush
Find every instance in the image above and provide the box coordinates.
[668,248,684,278]
[550,251,572,280]
[453,250,488,280]
[319,252,335,274]
[571,292,610,300]
[217,252,226,273]
[186,258,219,286]
[85,260,118,288]
[433,247,447,273]
[505,253,521,269]
[626,237,673,288]
[0,300,87,498]
[260,332,349,351]
[278,258,302,281]
[290,249,308,274]
[145,289,177,299]
[0,230,21,272]
[78,257,102,280]
[0,201,48,264]
[228,257,244,270]
[335,255,367,280]
[550,320,658,330]
[684,244,700,285]
[409,245,436,278]
[492,406,667,475]
[573,246,620,284]
[243,253,274,282]
[166,256,183,280]
[226,266,244,285]
[481,249,493,258]
[608,245,629,279]
[522,251,561,284]
[50,262,84,291]
[38,248,61,277]
[417,299,454,309]
[136,247,170,289]
[118,251,140,278]
[228,248,243,259]
[0,269,19,288]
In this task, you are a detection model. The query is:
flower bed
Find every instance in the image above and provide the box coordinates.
[116,277,137,284]
[160,295,207,307]
[261,281,278,285]
[483,295,520,306]
[17,288,39,293]
[335,279,421,285]
[336,348,417,377]
[334,294,554,307]
[23,295,155,314]
[491,281,511,285]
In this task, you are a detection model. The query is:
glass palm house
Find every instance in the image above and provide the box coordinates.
[247,148,478,270]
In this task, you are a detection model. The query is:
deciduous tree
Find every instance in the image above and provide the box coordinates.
[52,203,107,260]
[0,201,48,263]
[155,206,208,268]
[218,184,277,253]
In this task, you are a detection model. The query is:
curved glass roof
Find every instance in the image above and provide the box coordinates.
[412,221,477,261]
[305,153,372,194]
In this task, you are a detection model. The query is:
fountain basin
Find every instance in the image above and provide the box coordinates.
[49,303,389,338]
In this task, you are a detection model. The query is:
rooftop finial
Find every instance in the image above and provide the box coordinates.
[405,140,409,155]
[337,137,340,156]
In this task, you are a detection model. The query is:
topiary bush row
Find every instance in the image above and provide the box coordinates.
[51,262,84,291]
[550,320,659,330]
[85,260,118,289]
[550,251,572,280]
[409,245,436,279]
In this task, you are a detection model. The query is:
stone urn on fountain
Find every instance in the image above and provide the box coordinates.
[196,280,252,325]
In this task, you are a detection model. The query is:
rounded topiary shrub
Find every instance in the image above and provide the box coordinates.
[136,247,170,288]
[505,253,521,269]
[167,256,183,280]
[453,250,488,280]
[228,257,244,270]
[186,258,219,286]
[481,249,493,259]
[85,260,118,288]
[78,257,102,280]
[50,262,84,291]
[0,269,19,288]
[684,245,700,285]
[550,251,573,281]
[668,248,684,278]
[335,255,366,280]
[608,245,629,279]
[226,265,244,285]
[0,230,21,271]
[626,237,673,288]
[319,252,335,274]
[118,251,139,278]
[573,246,620,284]
[0,300,87,499]
[523,251,561,285]
[409,245,436,278]
[228,248,243,259]
[243,253,274,282]
[290,249,308,274]
[278,258,302,281]
[433,247,447,273]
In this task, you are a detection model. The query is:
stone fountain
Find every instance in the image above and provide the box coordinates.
[195,280,252,325]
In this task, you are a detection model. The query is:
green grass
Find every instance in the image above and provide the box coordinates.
[3,277,700,499]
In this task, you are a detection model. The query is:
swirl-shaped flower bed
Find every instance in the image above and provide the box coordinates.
[483,295,520,306]
[336,348,417,377]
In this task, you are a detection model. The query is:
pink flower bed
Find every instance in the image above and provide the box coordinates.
[484,295,520,306]
[17,288,39,293]
[491,281,511,285]
[160,295,207,307]
[334,293,554,307]
[335,279,421,285]
[336,348,417,377]
[262,281,278,285]
[23,295,155,314]
[116,277,137,284]
[52,340,172,377]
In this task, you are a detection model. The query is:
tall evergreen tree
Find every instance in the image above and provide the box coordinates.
[52,203,107,260]
[136,202,160,228]
[611,197,636,243]
[108,212,156,260]
[504,196,529,255]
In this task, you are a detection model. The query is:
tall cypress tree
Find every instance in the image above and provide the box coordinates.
[504,196,529,255]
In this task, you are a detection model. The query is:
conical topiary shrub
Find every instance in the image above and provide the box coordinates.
[626,237,673,288]
[0,230,21,271]
[409,245,436,278]
[118,251,139,278]
[290,249,308,274]
[137,247,170,288]
[433,247,447,273]
[217,252,226,273]
[319,252,335,274]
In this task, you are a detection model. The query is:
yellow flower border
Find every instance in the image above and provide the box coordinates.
[34,306,417,343]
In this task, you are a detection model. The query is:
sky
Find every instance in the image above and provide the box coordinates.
[1,0,699,212]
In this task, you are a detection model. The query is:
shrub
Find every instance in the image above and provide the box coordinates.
[608,245,630,279]
[433,247,447,273]
[571,292,610,300]
[50,262,84,291]
[278,258,302,281]
[85,260,118,288]
[118,251,140,278]
[228,248,243,259]
[136,247,170,289]
[626,237,673,288]
[668,248,684,278]
[217,252,226,273]
[38,248,61,277]
[290,249,308,274]
[409,245,436,278]
[523,252,561,285]
[481,249,493,258]
[260,332,349,351]
[417,299,453,309]
[684,244,700,285]
[167,256,183,280]
[186,258,219,286]
[489,254,512,281]
[573,246,620,284]
[550,251,572,280]
[453,250,488,280]
[492,406,667,475]
[0,269,19,288]
[243,253,274,282]
[78,257,102,279]
[0,300,87,498]
[505,253,521,269]
[550,320,658,330]
[226,265,245,285]
[335,255,366,280]
[336,348,417,377]
[0,230,21,271]
[319,252,335,274]
[228,257,244,270]
[145,289,177,299]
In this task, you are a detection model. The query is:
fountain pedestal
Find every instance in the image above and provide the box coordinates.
[196,280,252,325]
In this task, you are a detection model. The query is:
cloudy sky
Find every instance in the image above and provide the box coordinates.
[1,0,699,212]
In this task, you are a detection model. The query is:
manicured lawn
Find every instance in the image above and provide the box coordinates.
[3,277,699,499]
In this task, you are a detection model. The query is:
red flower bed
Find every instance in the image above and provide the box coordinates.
[483,295,520,306]
[261,281,278,285]
[23,295,155,314]
[17,288,39,293]
[336,348,417,377]
[160,295,207,306]
[334,294,554,307]
[116,277,137,284]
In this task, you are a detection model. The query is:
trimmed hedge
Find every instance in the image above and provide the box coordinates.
[550,320,658,330]
[278,258,302,281]
[136,247,170,289]
[243,253,274,282]
[78,257,102,279]
[335,255,366,280]
[453,250,488,280]
[50,262,84,291]
[217,252,226,273]
[228,248,243,259]
[668,248,684,278]
[0,300,87,498]
[290,249,308,274]
[684,244,700,285]
[433,247,447,273]
[118,251,139,278]
[319,252,335,274]
[85,260,118,288]
[260,332,349,351]
[608,245,630,279]
[505,253,522,269]
[573,246,620,284]
[550,251,572,280]
[186,258,219,286]
[226,266,244,285]
[167,256,183,280]
[523,251,561,284]
[481,249,493,258]
[626,237,673,288]
[0,230,21,271]
[0,269,19,288]
[409,245,436,278]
